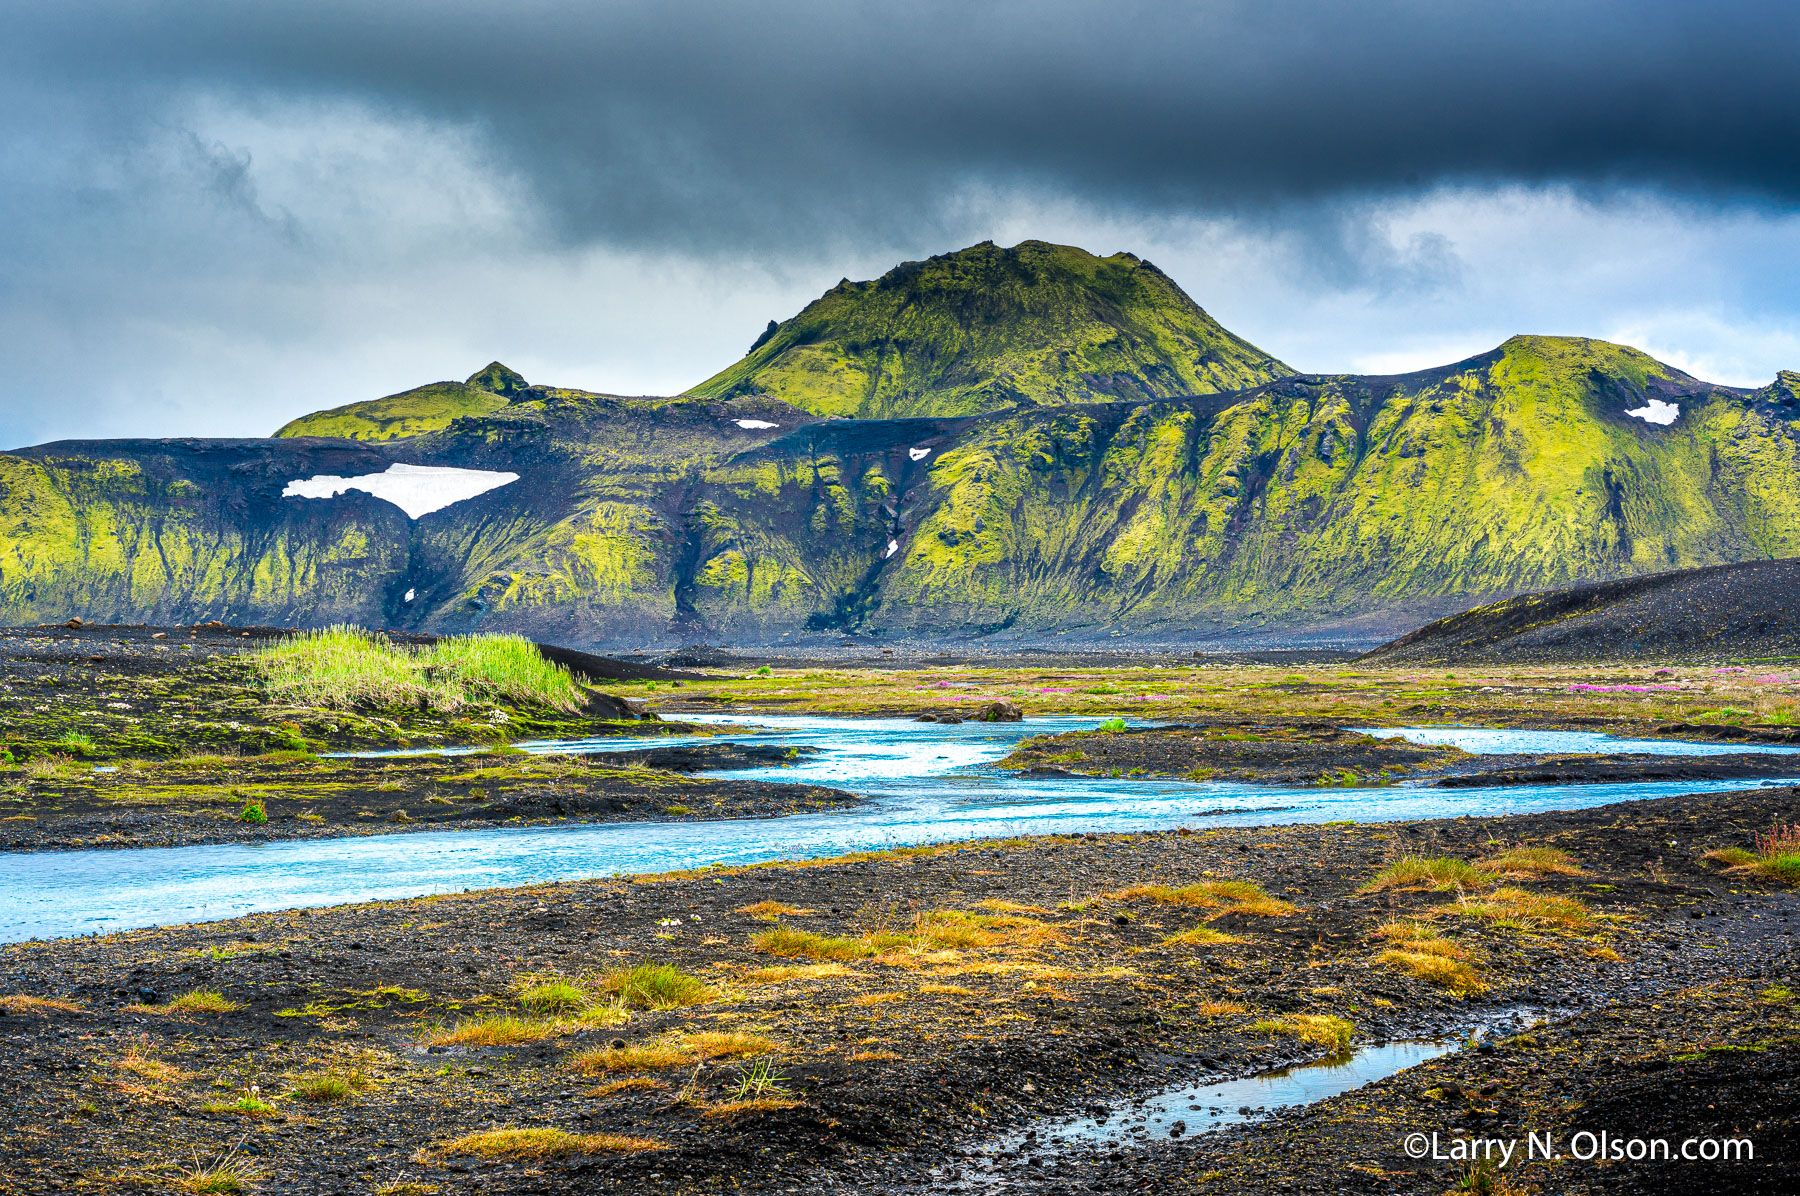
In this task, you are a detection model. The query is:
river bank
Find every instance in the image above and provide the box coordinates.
[2,784,1794,1194]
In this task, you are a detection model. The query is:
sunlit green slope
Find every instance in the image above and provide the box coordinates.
[273,362,525,441]
[4,331,1797,647]
[863,335,1800,637]
[687,240,1293,418]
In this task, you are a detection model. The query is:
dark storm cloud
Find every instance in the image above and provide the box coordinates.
[6,0,1798,254]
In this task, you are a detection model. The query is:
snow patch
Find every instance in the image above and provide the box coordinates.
[403,588,416,603]
[734,419,779,430]
[282,463,519,519]
[1625,399,1680,426]
[885,538,900,559]
[908,447,931,461]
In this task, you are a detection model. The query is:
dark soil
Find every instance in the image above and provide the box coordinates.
[2,786,1795,1194]
[1432,752,1800,787]
[0,745,849,853]
[999,723,1800,788]
[1361,558,1800,666]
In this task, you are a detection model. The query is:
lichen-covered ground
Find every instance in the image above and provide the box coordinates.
[2,786,1795,1195]
[647,656,1800,739]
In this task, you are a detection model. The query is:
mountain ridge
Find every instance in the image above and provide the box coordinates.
[686,240,1293,419]
[3,240,1798,650]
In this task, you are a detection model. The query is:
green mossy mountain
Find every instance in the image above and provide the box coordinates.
[688,240,1293,418]
[272,362,527,441]
[6,243,1800,649]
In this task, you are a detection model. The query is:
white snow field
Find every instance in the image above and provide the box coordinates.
[282,463,520,519]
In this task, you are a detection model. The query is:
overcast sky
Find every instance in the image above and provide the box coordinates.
[3,1,1798,448]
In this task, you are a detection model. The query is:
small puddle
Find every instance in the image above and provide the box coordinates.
[1021,1041,1451,1149]
[967,1007,1560,1173]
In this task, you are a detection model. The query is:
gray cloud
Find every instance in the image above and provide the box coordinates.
[2,1,1799,448]
[7,1,1799,255]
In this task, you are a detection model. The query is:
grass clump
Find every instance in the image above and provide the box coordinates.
[175,1148,263,1194]
[737,901,813,920]
[1375,922,1487,996]
[518,980,589,1014]
[290,1071,367,1101]
[600,963,714,1009]
[568,1041,694,1075]
[0,993,81,1015]
[742,962,849,984]
[751,926,876,962]
[1248,1013,1354,1050]
[567,1031,778,1075]
[256,627,584,713]
[1455,887,1594,930]
[1754,824,1800,882]
[1109,880,1295,916]
[1360,856,1489,893]
[435,1128,663,1160]
[161,990,243,1014]
[421,1015,561,1047]
[1477,846,1581,876]
[202,1091,278,1117]
[1163,925,1240,946]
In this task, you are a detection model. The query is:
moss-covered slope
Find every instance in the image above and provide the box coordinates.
[865,336,1800,639]
[273,362,525,441]
[4,336,1798,649]
[687,240,1293,418]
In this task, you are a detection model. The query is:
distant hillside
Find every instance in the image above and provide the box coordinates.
[7,231,1800,650]
[274,362,526,441]
[1360,559,1800,664]
[5,331,1798,650]
[687,240,1293,419]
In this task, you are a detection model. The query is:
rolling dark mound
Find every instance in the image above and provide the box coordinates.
[1360,559,1800,665]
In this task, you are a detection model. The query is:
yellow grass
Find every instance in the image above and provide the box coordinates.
[1163,925,1240,946]
[1108,881,1294,916]
[1197,1000,1247,1016]
[751,927,875,961]
[1476,846,1583,877]
[976,899,1050,914]
[1455,887,1594,930]
[1378,949,1487,996]
[1248,1014,1354,1049]
[687,1030,779,1060]
[0,994,80,1014]
[851,992,908,1006]
[702,1096,805,1118]
[586,1076,666,1098]
[737,901,813,920]
[113,1054,193,1086]
[435,1128,663,1159]
[567,1042,694,1075]
[1374,920,1487,994]
[421,1015,561,1046]
[566,1031,777,1075]
[742,963,850,985]
[919,983,976,995]
[1359,856,1488,893]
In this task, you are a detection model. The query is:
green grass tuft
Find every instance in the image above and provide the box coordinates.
[599,964,714,1010]
[255,627,584,713]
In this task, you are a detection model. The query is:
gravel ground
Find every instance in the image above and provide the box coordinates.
[1,785,1794,1194]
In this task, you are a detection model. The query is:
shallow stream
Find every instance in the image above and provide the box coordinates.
[2,717,1794,942]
